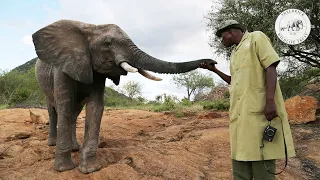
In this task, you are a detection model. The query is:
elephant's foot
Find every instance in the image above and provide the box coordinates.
[54,157,76,172]
[72,141,80,152]
[78,157,101,174]
[48,137,56,146]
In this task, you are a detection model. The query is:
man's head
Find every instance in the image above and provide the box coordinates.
[216,20,246,47]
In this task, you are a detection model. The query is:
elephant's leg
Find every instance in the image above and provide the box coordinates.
[71,103,86,152]
[47,102,57,146]
[71,121,79,152]
[79,84,104,174]
[53,73,76,172]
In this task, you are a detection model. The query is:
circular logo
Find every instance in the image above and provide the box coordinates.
[275,9,311,45]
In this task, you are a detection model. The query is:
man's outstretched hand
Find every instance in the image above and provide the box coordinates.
[199,59,217,71]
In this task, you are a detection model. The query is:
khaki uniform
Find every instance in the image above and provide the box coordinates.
[229,31,296,161]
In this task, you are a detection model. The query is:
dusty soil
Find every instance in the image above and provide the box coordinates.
[0,108,319,180]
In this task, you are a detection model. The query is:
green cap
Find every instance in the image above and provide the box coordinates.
[215,19,246,37]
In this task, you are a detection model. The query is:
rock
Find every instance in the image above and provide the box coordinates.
[163,111,172,115]
[6,132,31,141]
[122,156,133,165]
[285,95,318,124]
[98,141,107,148]
[197,112,222,119]
[14,132,31,139]
[28,110,48,124]
[136,130,149,136]
[4,145,24,157]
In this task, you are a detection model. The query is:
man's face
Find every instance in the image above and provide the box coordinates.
[220,29,234,47]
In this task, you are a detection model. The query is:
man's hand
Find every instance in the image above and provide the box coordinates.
[264,99,278,121]
[199,60,217,71]
[199,59,231,84]
[265,63,279,121]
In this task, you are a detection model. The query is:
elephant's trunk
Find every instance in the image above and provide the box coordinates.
[122,39,208,74]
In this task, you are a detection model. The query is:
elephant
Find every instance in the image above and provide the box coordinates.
[32,19,217,174]
[286,19,303,31]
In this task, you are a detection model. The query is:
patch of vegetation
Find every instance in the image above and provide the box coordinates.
[0,64,46,108]
[279,67,320,100]
[104,86,138,107]
[0,104,8,110]
[152,93,177,112]
[11,57,38,73]
[201,99,230,111]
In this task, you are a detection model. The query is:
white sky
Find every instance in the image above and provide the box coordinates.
[1,0,230,101]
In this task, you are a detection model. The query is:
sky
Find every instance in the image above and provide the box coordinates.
[0,0,230,101]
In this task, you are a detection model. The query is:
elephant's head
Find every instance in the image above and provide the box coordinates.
[32,20,216,85]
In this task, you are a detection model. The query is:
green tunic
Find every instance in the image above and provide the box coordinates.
[229,31,296,161]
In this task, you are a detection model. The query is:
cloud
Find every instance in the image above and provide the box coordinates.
[22,35,33,46]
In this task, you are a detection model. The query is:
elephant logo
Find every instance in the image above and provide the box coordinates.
[275,9,311,45]
[280,19,304,31]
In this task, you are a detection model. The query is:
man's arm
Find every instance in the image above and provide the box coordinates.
[212,67,231,85]
[264,61,279,121]
[200,62,231,84]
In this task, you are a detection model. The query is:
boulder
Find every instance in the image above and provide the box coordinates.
[285,95,318,124]
[27,109,49,124]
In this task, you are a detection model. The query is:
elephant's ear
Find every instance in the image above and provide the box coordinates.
[32,20,94,84]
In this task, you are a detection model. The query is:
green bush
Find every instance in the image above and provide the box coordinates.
[104,86,139,107]
[152,104,175,112]
[151,93,177,112]
[202,99,230,110]
[180,98,193,107]
[9,88,31,106]
[104,96,134,107]
[0,66,47,108]
[0,104,8,110]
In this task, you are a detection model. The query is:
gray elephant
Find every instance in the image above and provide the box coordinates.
[32,19,216,174]
[287,19,303,31]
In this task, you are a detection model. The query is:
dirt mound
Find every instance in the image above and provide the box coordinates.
[0,108,319,179]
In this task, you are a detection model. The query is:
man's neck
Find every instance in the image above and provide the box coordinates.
[235,32,244,45]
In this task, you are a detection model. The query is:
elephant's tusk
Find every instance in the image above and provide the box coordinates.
[138,69,162,81]
[120,62,138,73]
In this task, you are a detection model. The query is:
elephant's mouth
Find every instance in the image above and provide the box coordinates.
[120,62,162,81]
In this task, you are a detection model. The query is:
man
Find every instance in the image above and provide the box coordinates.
[200,20,296,179]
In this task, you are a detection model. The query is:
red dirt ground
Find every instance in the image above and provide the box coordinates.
[0,108,319,180]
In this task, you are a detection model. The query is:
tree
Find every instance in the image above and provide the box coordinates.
[205,0,320,67]
[171,70,214,101]
[121,80,142,99]
[279,66,320,100]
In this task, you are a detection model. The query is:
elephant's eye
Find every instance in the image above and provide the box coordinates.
[105,38,112,46]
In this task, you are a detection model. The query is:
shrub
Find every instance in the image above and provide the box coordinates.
[180,98,193,107]
[9,88,31,106]
[152,104,175,112]
[202,99,230,111]
[152,100,176,112]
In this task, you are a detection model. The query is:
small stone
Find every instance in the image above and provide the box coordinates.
[137,130,149,136]
[122,157,133,165]
[163,111,171,115]
[14,132,31,139]
[98,141,107,148]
